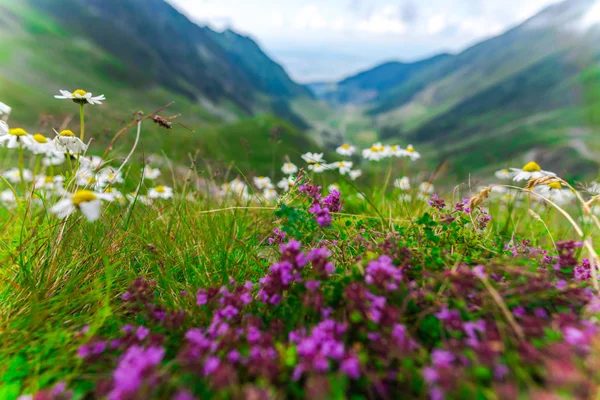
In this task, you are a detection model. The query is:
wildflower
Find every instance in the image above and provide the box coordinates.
[402,144,421,160]
[301,152,324,164]
[0,190,17,208]
[349,169,362,180]
[510,161,555,182]
[323,190,343,212]
[533,182,574,205]
[419,182,435,194]
[103,187,125,203]
[50,190,114,221]
[282,162,298,175]
[42,151,66,166]
[34,175,65,192]
[328,183,340,193]
[98,167,124,186]
[336,143,356,156]
[0,127,34,148]
[109,345,164,400]
[52,129,87,154]
[365,255,402,291]
[277,176,294,192]
[148,185,174,199]
[428,194,446,210]
[309,203,332,227]
[3,168,33,183]
[27,133,54,154]
[495,168,512,180]
[0,101,11,120]
[127,193,152,205]
[54,89,105,105]
[308,162,327,173]
[262,188,279,202]
[79,155,104,170]
[142,165,161,180]
[253,176,273,190]
[74,168,101,189]
[394,176,410,190]
[362,142,387,161]
[329,160,353,174]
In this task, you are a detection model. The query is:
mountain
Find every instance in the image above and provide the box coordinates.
[0,0,312,129]
[311,0,600,179]
[306,54,451,106]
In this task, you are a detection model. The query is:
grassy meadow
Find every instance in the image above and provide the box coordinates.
[2,92,600,400]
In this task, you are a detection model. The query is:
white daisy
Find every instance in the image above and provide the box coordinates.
[494,169,512,180]
[394,177,411,191]
[419,182,434,194]
[385,144,404,157]
[533,182,575,205]
[126,193,153,206]
[0,128,35,148]
[262,188,279,202]
[74,167,102,189]
[54,89,105,105]
[510,161,556,182]
[98,167,124,186]
[336,143,356,157]
[402,145,421,160]
[50,190,114,221]
[148,185,174,199]
[0,101,11,120]
[79,156,104,171]
[42,151,66,166]
[0,189,17,208]
[27,133,53,154]
[142,165,161,180]
[281,162,298,175]
[399,193,412,202]
[253,176,273,190]
[34,175,65,192]
[277,176,294,192]
[349,169,362,181]
[362,142,387,161]
[52,130,87,154]
[308,162,327,173]
[301,152,324,164]
[0,120,8,135]
[329,160,353,175]
[3,168,33,183]
[102,187,125,204]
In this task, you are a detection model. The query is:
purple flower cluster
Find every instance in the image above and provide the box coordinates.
[365,255,403,291]
[428,193,446,210]
[300,181,343,227]
[291,319,359,380]
[109,345,165,400]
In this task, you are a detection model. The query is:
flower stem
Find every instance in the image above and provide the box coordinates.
[79,103,85,142]
[18,144,26,195]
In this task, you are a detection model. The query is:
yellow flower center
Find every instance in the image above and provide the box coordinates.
[87,177,97,184]
[9,128,27,136]
[406,145,415,153]
[59,130,75,137]
[33,134,48,143]
[108,173,115,180]
[72,190,97,206]
[391,145,399,151]
[370,145,382,152]
[155,185,166,193]
[547,182,562,190]
[314,163,321,168]
[72,89,87,97]
[338,162,345,167]
[522,161,541,172]
[45,176,53,183]
[341,144,350,149]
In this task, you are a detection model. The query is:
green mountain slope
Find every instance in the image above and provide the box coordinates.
[0,0,312,128]
[311,0,600,178]
[306,54,451,106]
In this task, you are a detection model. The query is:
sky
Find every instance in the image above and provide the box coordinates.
[167,0,562,83]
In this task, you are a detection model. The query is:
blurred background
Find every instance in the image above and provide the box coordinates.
[1,0,600,181]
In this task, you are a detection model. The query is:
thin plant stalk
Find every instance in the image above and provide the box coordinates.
[79,103,85,142]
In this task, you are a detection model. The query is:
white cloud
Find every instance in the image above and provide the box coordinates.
[167,0,563,81]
